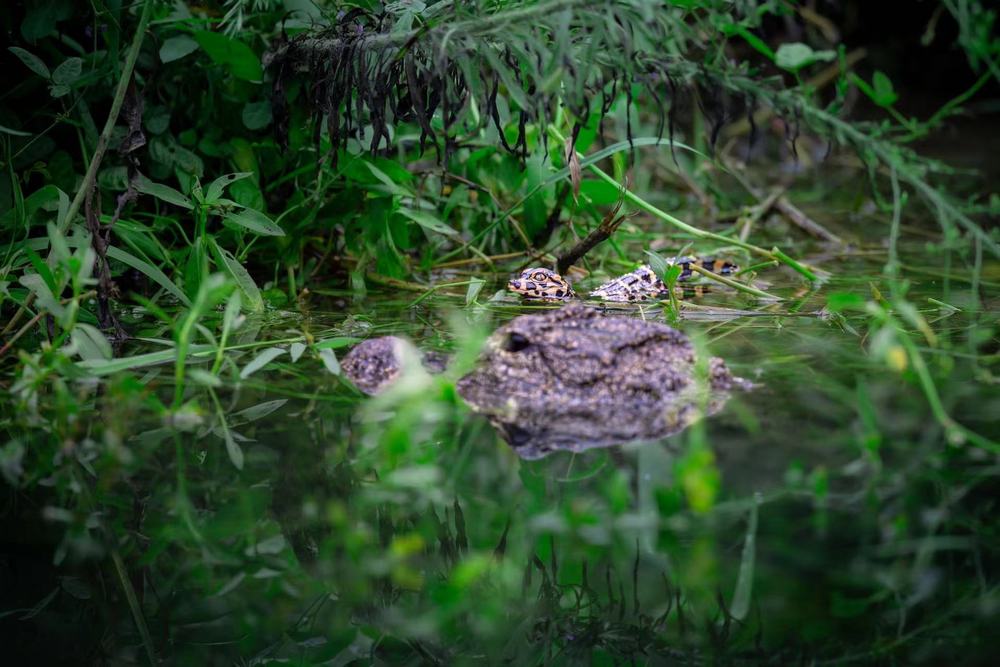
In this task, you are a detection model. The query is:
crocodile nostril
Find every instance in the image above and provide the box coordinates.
[504,332,530,352]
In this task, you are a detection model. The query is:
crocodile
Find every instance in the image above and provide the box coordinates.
[342,303,747,458]
[507,258,737,303]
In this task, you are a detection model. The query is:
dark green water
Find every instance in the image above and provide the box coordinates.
[2,241,998,664]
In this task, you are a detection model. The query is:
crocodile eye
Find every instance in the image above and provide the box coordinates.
[504,332,531,352]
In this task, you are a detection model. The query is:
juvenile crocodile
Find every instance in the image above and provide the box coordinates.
[508,258,737,303]
[342,303,747,458]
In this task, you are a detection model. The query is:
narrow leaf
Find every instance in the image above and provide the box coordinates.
[224,208,284,236]
[209,237,264,312]
[135,176,193,209]
[205,172,253,204]
[399,208,460,238]
[239,347,286,379]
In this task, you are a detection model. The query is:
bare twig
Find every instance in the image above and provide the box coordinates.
[556,197,630,274]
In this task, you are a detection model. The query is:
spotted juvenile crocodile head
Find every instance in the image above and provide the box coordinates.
[507,268,576,300]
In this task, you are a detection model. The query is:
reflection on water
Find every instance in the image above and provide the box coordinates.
[2,247,997,664]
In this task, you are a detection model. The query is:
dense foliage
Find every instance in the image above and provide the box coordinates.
[1,0,998,663]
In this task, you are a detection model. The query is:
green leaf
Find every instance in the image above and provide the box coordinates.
[209,237,264,312]
[220,418,244,470]
[205,172,253,204]
[48,84,70,98]
[70,324,112,361]
[223,207,284,236]
[231,399,287,423]
[775,43,836,71]
[465,277,485,305]
[193,30,263,82]
[21,0,73,41]
[239,347,286,379]
[242,101,272,130]
[313,337,361,350]
[729,494,760,621]
[51,57,82,85]
[188,369,222,387]
[363,161,410,197]
[8,47,49,78]
[826,292,866,312]
[159,35,199,63]
[872,70,898,107]
[135,176,193,209]
[398,208,460,238]
[76,344,213,376]
[318,348,340,375]
[644,250,670,278]
[0,124,32,137]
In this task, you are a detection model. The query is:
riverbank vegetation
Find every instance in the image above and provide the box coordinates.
[1,0,998,663]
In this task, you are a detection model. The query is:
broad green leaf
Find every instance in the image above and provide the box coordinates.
[209,237,264,312]
[193,30,263,82]
[205,172,253,204]
[51,57,82,85]
[8,47,49,78]
[224,208,284,236]
[398,208,460,238]
[159,35,199,63]
[70,324,111,361]
[242,101,272,130]
[20,0,73,41]
[289,342,306,362]
[775,42,835,71]
[318,348,340,375]
[239,347,286,379]
[49,84,70,98]
[135,176,193,209]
